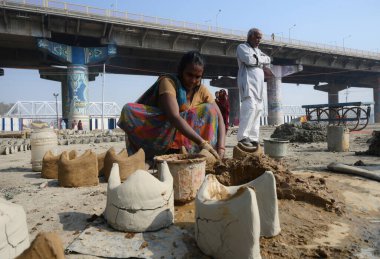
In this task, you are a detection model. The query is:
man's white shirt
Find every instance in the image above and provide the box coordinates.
[236,42,271,101]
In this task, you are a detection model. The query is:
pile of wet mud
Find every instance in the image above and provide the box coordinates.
[356,130,380,156]
[271,122,327,143]
[208,154,343,214]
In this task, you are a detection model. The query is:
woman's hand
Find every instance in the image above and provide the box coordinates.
[200,141,220,160]
[217,147,225,159]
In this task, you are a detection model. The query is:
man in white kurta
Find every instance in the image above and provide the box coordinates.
[236,28,271,148]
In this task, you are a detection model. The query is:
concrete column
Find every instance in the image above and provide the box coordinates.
[314,83,346,103]
[266,65,303,125]
[328,88,339,105]
[327,86,340,121]
[37,39,116,131]
[374,79,380,123]
[314,83,346,122]
[267,76,283,125]
[228,88,240,126]
[67,65,89,130]
[61,80,69,127]
[40,67,99,130]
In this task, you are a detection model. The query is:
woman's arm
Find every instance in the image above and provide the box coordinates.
[159,93,204,145]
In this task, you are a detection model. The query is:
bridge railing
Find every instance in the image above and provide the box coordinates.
[2,0,380,59]
[5,100,306,118]
[5,101,122,118]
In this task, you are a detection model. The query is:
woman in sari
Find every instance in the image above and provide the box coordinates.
[118,51,225,160]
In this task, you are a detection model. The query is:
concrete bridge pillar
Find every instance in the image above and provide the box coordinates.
[209,77,240,126]
[267,76,282,125]
[67,65,89,129]
[328,87,339,105]
[314,83,346,121]
[314,83,346,104]
[61,80,69,124]
[266,65,303,125]
[37,39,116,130]
[374,78,380,123]
[39,68,98,129]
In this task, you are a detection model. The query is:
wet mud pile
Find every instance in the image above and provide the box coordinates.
[209,154,343,214]
[358,130,380,156]
[271,122,327,143]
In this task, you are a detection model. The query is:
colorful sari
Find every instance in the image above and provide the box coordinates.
[117,74,218,159]
[217,90,230,131]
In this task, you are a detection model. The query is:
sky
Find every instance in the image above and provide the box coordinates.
[0,0,379,112]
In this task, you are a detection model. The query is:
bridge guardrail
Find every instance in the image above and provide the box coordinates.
[1,0,380,59]
[5,101,122,118]
[5,100,306,120]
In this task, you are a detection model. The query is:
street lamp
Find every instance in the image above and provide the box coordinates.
[204,19,212,30]
[204,19,211,25]
[53,93,59,129]
[102,63,105,133]
[215,9,221,28]
[275,32,284,38]
[110,0,118,10]
[288,24,296,40]
[272,32,283,41]
[342,34,351,49]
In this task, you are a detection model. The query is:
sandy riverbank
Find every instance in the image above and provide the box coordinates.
[1,124,379,258]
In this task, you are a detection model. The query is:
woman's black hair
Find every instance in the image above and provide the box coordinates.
[177,51,206,78]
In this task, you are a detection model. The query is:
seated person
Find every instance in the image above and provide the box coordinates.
[117,51,225,160]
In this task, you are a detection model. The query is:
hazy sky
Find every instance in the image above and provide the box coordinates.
[0,0,379,109]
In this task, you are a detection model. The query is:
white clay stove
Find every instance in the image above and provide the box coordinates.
[0,198,30,259]
[104,162,174,232]
[229,171,281,237]
[195,174,262,259]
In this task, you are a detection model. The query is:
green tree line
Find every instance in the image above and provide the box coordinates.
[0,102,14,116]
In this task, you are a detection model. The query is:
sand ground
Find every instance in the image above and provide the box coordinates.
[0,124,379,258]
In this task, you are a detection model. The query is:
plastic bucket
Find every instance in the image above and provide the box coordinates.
[263,138,289,159]
[155,154,206,203]
[327,126,349,152]
[30,128,58,172]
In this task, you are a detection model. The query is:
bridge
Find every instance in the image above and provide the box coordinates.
[2,100,306,130]
[0,0,380,129]
[5,101,122,118]
[1,100,122,131]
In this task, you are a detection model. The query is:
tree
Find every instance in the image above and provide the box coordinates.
[0,102,14,116]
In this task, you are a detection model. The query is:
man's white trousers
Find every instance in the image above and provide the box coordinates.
[237,97,263,142]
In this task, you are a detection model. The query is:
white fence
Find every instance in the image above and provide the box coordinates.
[0,117,21,131]
[2,101,307,130]
[2,101,122,131]
[6,101,121,118]
[0,115,297,130]
[259,115,301,126]
[89,117,118,130]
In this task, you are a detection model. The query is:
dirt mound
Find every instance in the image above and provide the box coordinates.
[357,130,380,156]
[209,154,343,214]
[271,122,327,143]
